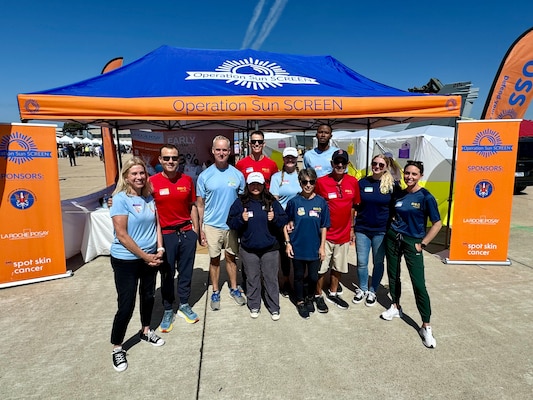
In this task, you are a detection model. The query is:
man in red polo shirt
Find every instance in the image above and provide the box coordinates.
[314,149,360,312]
[236,130,278,189]
[152,144,200,332]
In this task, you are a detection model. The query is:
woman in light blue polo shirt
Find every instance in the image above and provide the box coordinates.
[270,147,301,297]
[109,157,165,372]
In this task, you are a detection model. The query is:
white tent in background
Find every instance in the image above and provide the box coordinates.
[91,138,101,145]
[331,129,395,177]
[330,125,455,224]
[262,132,298,168]
[72,137,82,144]
[373,125,455,223]
[58,136,74,144]
[81,137,93,144]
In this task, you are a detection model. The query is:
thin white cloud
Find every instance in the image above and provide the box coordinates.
[242,0,266,49]
[242,0,288,50]
[251,0,288,49]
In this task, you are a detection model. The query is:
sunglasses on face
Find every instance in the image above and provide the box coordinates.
[372,161,386,168]
[333,159,348,166]
[300,179,316,185]
[161,156,179,161]
[250,140,264,145]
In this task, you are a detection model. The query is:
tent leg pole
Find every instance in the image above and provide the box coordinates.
[445,118,459,248]
[114,123,122,171]
[365,120,370,176]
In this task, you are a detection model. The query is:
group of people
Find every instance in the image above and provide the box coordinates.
[108,125,442,372]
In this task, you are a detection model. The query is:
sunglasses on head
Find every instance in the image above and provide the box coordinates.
[161,156,179,161]
[250,139,264,145]
[300,179,316,185]
[372,161,386,168]
[406,160,423,166]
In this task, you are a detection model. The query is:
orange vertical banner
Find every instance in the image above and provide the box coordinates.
[481,28,533,120]
[447,120,520,265]
[0,123,71,288]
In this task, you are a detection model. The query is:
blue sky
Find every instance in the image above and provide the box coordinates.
[2,0,533,124]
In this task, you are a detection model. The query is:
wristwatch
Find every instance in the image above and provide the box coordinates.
[420,243,427,249]
[284,241,291,245]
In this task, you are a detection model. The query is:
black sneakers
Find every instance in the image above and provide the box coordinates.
[305,296,315,314]
[297,302,310,319]
[139,329,165,346]
[315,296,329,313]
[326,290,349,310]
[112,348,128,372]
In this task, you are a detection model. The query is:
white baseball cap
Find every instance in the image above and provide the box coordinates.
[283,147,298,158]
[246,172,265,184]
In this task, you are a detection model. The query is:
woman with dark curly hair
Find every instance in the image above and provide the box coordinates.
[381,160,442,349]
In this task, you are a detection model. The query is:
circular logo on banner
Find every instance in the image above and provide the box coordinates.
[474,180,494,199]
[0,132,39,164]
[9,189,36,210]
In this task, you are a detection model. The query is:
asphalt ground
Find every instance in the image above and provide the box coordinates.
[0,154,532,399]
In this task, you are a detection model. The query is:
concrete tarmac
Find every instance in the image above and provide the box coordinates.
[0,155,532,399]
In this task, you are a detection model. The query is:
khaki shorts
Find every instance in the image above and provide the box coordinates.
[203,225,239,259]
[319,241,350,274]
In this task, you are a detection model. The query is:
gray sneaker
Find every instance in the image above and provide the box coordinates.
[229,288,246,306]
[211,291,221,311]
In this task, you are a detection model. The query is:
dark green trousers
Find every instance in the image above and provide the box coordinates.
[385,229,431,323]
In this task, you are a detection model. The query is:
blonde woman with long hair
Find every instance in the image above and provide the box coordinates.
[109,157,165,372]
[353,154,400,307]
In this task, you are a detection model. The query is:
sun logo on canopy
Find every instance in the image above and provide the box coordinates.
[185,58,318,90]
[216,58,288,90]
[24,99,40,114]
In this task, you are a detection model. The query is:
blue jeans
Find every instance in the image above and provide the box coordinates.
[355,231,386,293]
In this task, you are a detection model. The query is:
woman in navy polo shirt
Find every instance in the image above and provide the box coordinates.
[353,154,400,307]
[284,168,330,319]
[381,160,442,349]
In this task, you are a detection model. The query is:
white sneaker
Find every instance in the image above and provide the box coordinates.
[250,309,260,318]
[271,311,280,321]
[381,305,402,320]
[419,326,437,348]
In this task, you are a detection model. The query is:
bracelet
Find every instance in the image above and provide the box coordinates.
[157,247,165,253]
[284,241,291,245]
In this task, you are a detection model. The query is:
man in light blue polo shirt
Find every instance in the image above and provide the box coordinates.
[197,135,246,311]
[303,124,339,178]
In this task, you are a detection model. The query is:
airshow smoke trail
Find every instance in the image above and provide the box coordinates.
[241,0,288,50]
[241,0,265,49]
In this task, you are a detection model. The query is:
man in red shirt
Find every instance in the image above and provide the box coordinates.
[152,144,200,332]
[314,149,360,312]
[236,130,279,189]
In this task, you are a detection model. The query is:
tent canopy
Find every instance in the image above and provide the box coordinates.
[18,46,461,131]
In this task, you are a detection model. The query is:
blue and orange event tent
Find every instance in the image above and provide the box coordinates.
[17,45,461,131]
